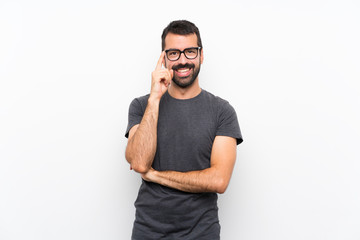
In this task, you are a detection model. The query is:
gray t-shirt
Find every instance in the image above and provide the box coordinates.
[125,90,242,240]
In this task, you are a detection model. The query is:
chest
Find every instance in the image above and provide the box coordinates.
[154,100,218,171]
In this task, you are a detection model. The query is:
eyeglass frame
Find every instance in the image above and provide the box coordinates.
[164,47,202,61]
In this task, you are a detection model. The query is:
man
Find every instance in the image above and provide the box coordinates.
[125,20,243,240]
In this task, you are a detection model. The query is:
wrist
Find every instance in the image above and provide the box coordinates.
[148,95,161,105]
[144,168,158,183]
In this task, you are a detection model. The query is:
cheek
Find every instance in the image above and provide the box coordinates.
[166,62,174,70]
[165,60,170,69]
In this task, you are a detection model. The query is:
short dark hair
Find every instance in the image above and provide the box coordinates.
[161,20,202,51]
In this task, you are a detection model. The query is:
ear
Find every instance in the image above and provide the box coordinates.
[200,48,204,64]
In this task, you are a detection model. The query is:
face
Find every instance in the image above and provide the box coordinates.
[164,33,204,88]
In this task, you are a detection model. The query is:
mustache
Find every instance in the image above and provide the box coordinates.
[172,63,195,71]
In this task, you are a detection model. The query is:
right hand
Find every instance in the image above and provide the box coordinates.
[150,51,174,101]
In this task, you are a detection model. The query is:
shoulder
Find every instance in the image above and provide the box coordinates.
[129,94,150,112]
[201,90,235,113]
[202,90,243,144]
[202,89,238,126]
[132,94,150,105]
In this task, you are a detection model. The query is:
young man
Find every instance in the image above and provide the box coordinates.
[125,20,243,240]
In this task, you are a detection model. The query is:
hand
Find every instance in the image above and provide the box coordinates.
[150,51,173,101]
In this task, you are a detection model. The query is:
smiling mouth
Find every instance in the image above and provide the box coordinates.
[175,68,192,77]
[177,68,190,72]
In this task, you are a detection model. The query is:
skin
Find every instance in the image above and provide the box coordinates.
[125,33,237,194]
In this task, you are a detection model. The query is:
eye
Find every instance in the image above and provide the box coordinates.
[168,51,178,56]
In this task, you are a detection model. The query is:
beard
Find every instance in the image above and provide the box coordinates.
[171,62,201,88]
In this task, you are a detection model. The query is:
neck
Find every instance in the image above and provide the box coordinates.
[168,78,201,99]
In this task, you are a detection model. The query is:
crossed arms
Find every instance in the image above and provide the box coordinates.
[125,97,237,194]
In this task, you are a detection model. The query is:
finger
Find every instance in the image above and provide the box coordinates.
[155,51,165,70]
[166,70,172,84]
[154,69,171,79]
[170,69,174,79]
[157,70,171,82]
[163,71,172,87]
[153,71,168,81]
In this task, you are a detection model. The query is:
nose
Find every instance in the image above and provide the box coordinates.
[177,52,188,64]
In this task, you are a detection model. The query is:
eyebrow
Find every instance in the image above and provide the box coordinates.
[166,47,198,51]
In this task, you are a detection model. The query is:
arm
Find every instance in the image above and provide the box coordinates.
[125,52,173,173]
[125,99,159,173]
[141,136,237,194]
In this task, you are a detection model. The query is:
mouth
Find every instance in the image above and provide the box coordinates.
[175,68,192,77]
[173,63,194,78]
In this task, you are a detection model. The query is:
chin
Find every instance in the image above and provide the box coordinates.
[173,77,195,88]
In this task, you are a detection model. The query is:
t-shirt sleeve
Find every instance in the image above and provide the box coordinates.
[216,101,243,145]
[125,98,145,138]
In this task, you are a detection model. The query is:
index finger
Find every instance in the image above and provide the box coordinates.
[155,51,165,70]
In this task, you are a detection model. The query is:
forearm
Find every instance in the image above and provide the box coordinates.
[143,167,228,194]
[125,98,160,173]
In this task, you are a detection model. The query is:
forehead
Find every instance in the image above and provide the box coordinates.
[164,33,198,50]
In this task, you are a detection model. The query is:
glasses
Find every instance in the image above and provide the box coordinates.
[165,47,201,61]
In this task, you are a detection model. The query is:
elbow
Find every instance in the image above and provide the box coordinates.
[216,185,227,194]
[125,151,149,174]
[131,163,150,174]
[214,178,229,194]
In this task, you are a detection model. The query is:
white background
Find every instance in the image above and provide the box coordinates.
[1,0,359,239]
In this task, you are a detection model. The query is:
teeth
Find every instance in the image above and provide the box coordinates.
[177,68,190,72]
